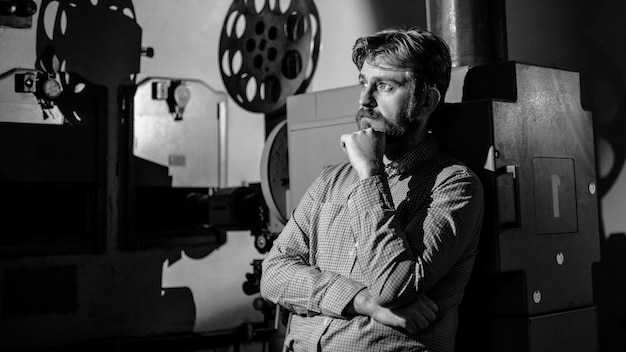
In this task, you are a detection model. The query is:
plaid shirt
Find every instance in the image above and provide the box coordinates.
[261,136,484,352]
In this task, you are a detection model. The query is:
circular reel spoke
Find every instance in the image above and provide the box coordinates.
[219,0,320,114]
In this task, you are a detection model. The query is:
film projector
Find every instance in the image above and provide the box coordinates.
[121,0,320,251]
[217,0,321,339]
[218,0,320,242]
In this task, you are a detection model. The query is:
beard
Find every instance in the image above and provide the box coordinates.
[355,98,421,139]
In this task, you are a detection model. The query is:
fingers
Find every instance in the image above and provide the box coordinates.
[412,313,430,330]
[403,310,429,334]
[402,295,439,334]
[419,294,439,314]
[339,130,366,152]
[404,319,418,335]
[416,295,437,324]
[407,304,434,331]
[370,297,439,335]
[340,128,383,153]
[340,134,348,153]
[417,304,436,324]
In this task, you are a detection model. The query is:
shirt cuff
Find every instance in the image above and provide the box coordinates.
[349,174,394,211]
[319,276,366,318]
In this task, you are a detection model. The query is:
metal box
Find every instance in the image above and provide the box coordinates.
[120,77,227,248]
[435,62,600,316]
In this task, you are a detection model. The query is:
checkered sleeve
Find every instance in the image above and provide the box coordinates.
[348,166,483,308]
[260,173,367,318]
[347,174,419,307]
[417,166,484,291]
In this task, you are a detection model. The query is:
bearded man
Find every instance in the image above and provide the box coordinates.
[261,27,484,352]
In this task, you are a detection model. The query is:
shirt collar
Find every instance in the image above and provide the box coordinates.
[384,135,440,176]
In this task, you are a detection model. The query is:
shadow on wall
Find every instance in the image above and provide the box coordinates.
[593,233,626,351]
[36,0,141,87]
[581,5,626,350]
[1,1,259,349]
[582,41,626,200]
[28,0,202,341]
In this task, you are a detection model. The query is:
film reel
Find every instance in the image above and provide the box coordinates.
[260,119,289,226]
[219,0,320,114]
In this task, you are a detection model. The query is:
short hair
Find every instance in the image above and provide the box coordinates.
[352,27,452,99]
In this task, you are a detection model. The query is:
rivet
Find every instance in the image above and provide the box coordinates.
[588,182,596,195]
[556,252,564,265]
[533,290,542,304]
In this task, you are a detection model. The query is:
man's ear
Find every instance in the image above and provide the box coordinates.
[421,87,441,115]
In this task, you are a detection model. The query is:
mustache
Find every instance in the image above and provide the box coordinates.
[356,108,383,120]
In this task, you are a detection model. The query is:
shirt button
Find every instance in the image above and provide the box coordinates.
[323,317,330,325]
[349,250,355,256]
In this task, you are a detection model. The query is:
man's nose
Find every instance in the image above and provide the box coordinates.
[359,87,377,108]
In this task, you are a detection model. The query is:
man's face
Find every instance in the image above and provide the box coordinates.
[356,61,423,146]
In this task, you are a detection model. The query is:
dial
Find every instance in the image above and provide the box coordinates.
[42,78,62,99]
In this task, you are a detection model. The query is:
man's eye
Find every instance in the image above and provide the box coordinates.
[359,80,368,88]
[377,82,392,91]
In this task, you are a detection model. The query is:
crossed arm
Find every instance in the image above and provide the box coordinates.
[259,163,483,331]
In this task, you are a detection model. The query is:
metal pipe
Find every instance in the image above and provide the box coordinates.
[426,0,507,67]
[218,100,228,188]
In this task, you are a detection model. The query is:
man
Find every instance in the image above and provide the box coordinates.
[260,27,484,351]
